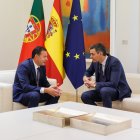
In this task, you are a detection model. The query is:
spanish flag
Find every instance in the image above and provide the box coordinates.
[45,0,64,85]
[18,0,45,64]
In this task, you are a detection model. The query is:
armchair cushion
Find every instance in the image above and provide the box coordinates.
[0,70,57,112]
[0,83,13,112]
[0,70,15,84]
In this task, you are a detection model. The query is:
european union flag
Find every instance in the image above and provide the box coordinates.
[64,0,86,89]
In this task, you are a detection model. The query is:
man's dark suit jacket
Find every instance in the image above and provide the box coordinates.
[13,58,50,102]
[85,55,132,100]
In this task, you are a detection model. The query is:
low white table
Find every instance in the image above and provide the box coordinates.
[0,102,140,140]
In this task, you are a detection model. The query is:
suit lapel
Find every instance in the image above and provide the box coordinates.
[29,59,36,81]
[104,55,111,74]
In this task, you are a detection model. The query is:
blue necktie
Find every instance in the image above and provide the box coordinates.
[36,67,40,87]
[99,64,106,82]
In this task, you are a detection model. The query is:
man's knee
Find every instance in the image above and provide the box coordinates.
[100,87,112,99]
[81,92,90,103]
[29,91,40,101]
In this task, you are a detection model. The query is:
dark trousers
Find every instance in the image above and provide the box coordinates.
[20,91,59,108]
[81,87,119,108]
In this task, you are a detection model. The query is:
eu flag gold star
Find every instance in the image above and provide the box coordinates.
[65,52,70,58]
[72,15,78,21]
[74,53,80,59]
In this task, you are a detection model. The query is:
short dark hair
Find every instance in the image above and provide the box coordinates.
[90,43,107,56]
[32,46,47,58]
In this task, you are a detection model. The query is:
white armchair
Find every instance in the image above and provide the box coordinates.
[0,70,57,112]
[79,73,140,113]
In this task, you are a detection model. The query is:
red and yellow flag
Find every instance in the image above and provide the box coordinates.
[45,0,64,85]
[18,0,45,64]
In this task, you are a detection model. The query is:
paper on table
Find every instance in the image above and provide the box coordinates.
[47,107,88,117]
[93,113,128,124]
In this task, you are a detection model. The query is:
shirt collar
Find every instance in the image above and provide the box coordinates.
[101,55,108,66]
[33,59,39,69]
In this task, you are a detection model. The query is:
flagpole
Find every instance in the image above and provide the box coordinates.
[76,89,78,102]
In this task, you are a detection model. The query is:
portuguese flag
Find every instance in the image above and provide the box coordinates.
[45,0,64,85]
[18,0,45,64]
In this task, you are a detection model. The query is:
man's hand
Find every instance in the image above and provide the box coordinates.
[44,85,61,97]
[83,76,96,88]
[84,81,96,88]
[84,80,96,88]
[83,76,91,82]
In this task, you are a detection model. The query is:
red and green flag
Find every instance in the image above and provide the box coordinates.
[18,0,45,64]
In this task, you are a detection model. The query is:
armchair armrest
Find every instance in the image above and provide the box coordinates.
[0,83,13,112]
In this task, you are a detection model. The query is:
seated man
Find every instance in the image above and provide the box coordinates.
[13,46,61,108]
[81,43,132,108]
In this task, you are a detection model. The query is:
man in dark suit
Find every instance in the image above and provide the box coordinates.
[13,46,61,108]
[81,43,132,108]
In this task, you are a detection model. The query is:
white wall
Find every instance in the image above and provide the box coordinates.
[0,0,140,94]
[0,0,140,93]
[0,0,53,70]
[114,0,140,73]
[0,0,140,73]
[0,0,31,70]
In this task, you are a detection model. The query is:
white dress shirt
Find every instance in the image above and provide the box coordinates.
[33,60,45,94]
[101,56,108,74]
